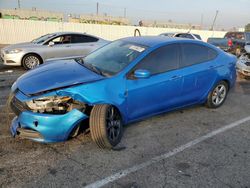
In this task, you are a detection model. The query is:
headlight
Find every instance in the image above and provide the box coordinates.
[6,49,22,54]
[26,96,85,114]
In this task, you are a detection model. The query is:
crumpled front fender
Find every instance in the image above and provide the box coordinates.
[10,109,88,143]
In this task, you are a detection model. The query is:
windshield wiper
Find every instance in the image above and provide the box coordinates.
[75,58,106,76]
[86,64,104,76]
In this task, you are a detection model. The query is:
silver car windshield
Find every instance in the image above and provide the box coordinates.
[31,34,56,44]
[82,40,148,76]
[246,33,250,42]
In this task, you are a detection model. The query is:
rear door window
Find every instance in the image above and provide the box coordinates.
[71,35,99,43]
[176,34,194,39]
[180,43,218,67]
[135,44,180,75]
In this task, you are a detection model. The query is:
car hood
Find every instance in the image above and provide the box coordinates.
[2,42,40,51]
[15,59,104,95]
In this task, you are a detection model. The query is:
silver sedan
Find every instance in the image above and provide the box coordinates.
[236,45,250,78]
[0,32,109,70]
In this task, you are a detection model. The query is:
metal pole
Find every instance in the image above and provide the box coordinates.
[211,10,219,31]
[200,14,203,29]
[124,8,126,18]
[18,0,21,8]
[96,2,99,16]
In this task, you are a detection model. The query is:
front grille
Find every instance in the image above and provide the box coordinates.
[245,62,250,66]
[10,96,29,116]
[0,54,3,63]
[6,60,16,64]
[17,128,43,140]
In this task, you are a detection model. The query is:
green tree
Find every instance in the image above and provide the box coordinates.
[245,23,250,32]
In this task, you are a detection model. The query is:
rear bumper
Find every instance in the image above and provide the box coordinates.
[10,109,88,143]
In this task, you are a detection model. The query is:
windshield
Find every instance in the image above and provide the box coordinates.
[246,33,250,42]
[194,34,202,40]
[83,40,147,76]
[31,33,56,44]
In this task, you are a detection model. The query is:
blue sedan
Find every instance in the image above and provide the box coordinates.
[9,36,237,148]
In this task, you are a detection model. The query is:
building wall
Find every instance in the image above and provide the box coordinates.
[0,9,63,21]
[0,19,226,44]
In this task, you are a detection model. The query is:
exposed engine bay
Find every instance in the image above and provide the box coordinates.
[25,96,86,114]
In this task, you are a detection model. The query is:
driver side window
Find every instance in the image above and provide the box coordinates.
[46,35,72,45]
[134,44,180,75]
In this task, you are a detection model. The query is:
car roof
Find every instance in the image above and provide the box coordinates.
[52,31,86,35]
[160,32,176,35]
[122,36,193,47]
[48,31,102,39]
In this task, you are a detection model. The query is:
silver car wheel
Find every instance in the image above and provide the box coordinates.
[211,84,227,106]
[24,55,40,69]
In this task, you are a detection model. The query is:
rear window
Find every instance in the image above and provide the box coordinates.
[225,32,245,40]
[71,35,99,43]
[176,33,194,39]
[181,43,218,67]
[160,33,175,37]
[246,33,250,42]
[193,34,202,40]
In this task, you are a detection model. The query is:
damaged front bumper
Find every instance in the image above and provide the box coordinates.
[10,109,88,143]
[236,59,250,77]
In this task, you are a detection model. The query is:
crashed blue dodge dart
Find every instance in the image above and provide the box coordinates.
[9,36,237,148]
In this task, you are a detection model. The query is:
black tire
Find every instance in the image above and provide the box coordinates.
[22,54,42,70]
[206,81,228,108]
[90,104,123,149]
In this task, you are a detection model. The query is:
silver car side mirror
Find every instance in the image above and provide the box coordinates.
[48,41,55,47]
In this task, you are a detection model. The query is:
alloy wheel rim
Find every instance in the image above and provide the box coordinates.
[212,84,226,105]
[25,56,40,69]
[106,107,121,142]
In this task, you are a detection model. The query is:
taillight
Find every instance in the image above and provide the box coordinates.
[228,39,233,47]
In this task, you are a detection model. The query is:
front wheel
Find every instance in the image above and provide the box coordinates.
[90,104,123,149]
[206,81,228,108]
[22,54,42,70]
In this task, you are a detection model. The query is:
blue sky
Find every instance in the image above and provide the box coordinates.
[0,0,249,29]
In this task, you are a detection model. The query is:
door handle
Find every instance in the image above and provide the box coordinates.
[209,65,215,69]
[171,75,181,80]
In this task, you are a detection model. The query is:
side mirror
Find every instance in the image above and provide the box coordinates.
[48,41,54,47]
[134,69,151,79]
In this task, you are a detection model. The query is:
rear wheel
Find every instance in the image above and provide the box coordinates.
[22,54,42,70]
[206,81,228,108]
[90,104,123,149]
